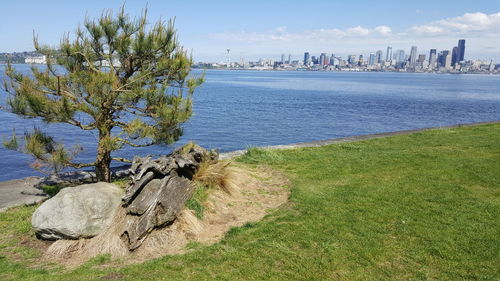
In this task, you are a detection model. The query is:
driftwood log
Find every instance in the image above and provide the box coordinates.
[120,145,217,251]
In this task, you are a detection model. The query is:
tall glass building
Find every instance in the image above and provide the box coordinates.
[303,52,310,65]
[386,46,392,62]
[457,39,466,62]
[375,50,383,64]
[429,49,437,69]
[369,53,375,65]
[409,46,418,65]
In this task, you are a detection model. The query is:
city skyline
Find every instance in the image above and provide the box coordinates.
[299,39,469,68]
[191,38,497,74]
[219,39,473,66]
[1,1,500,61]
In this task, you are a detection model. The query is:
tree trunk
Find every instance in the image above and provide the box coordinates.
[95,128,112,182]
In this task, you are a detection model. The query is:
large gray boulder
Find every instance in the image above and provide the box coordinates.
[32,182,123,240]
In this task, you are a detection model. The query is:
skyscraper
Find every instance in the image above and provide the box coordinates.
[451,47,458,66]
[418,54,426,67]
[329,54,336,66]
[375,50,383,64]
[386,46,393,62]
[320,53,327,65]
[457,39,465,62]
[288,54,291,64]
[429,49,436,61]
[281,54,286,64]
[410,46,418,65]
[429,49,437,69]
[438,50,450,68]
[348,55,357,65]
[395,50,405,63]
[369,53,375,65]
[303,52,310,66]
[444,53,452,69]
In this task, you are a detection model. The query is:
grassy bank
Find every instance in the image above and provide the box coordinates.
[0,123,499,280]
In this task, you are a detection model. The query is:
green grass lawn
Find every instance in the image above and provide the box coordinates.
[0,123,499,280]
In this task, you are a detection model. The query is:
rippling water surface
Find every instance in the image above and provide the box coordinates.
[1,65,499,181]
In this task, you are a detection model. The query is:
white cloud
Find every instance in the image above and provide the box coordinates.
[410,25,446,35]
[346,26,370,36]
[210,25,390,43]
[411,12,500,36]
[202,12,500,61]
[210,12,500,44]
[375,25,392,36]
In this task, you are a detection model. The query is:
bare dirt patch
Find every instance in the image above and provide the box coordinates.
[43,164,289,267]
[1,232,53,268]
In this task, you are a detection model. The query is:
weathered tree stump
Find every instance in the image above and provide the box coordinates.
[120,145,217,250]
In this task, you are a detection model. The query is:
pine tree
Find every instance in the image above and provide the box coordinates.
[2,7,203,182]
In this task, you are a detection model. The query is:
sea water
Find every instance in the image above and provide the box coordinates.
[1,66,499,181]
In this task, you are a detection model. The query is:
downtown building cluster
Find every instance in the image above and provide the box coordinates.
[194,39,499,74]
[300,39,469,72]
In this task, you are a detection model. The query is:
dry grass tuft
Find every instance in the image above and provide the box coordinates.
[176,141,198,154]
[44,207,130,266]
[193,160,239,194]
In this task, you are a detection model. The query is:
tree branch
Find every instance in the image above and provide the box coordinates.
[66,119,96,130]
[120,138,154,147]
[66,162,96,169]
[121,107,149,117]
[112,157,132,163]
[70,51,100,72]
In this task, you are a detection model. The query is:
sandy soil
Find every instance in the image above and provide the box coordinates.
[43,165,290,267]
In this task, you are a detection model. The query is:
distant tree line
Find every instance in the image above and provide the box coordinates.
[0,51,41,64]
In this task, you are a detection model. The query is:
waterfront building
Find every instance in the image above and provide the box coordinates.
[24,55,46,64]
[386,46,392,62]
[409,46,418,65]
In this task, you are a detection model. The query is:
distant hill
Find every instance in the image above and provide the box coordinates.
[0,51,39,64]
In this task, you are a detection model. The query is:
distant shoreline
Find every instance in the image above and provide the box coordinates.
[2,63,498,75]
[192,66,500,75]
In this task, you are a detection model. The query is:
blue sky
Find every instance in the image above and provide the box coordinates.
[1,0,500,61]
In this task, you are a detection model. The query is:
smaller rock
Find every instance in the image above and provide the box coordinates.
[32,182,123,240]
